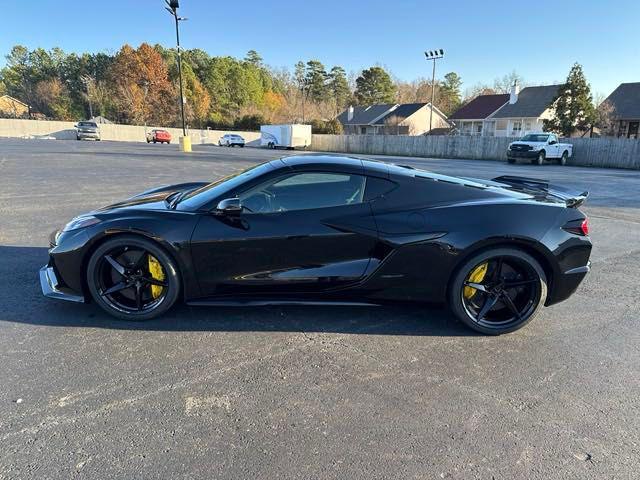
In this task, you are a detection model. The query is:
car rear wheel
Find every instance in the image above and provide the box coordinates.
[449,248,547,335]
[86,236,180,321]
[559,151,568,165]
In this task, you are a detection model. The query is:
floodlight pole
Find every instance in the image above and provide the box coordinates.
[424,49,444,133]
[166,1,186,136]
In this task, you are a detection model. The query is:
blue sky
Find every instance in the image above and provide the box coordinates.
[1,0,638,97]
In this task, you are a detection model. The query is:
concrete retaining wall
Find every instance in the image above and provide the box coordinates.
[0,118,261,145]
[311,134,640,169]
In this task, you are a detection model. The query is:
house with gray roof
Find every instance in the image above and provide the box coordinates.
[490,84,562,137]
[337,102,449,135]
[601,82,640,139]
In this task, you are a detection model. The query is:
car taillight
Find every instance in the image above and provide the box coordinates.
[563,217,589,236]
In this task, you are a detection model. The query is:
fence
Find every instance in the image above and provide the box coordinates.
[0,118,261,145]
[310,134,640,169]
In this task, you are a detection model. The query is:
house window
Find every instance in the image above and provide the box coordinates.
[496,120,507,131]
[512,121,522,136]
[361,127,367,135]
[475,124,483,135]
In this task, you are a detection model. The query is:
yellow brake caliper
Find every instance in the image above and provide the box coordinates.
[464,262,488,299]
[147,255,165,299]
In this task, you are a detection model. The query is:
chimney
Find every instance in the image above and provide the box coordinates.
[347,105,354,122]
[509,82,520,104]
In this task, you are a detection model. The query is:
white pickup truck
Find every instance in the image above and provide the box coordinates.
[507,133,572,165]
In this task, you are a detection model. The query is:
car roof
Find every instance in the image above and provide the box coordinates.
[278,155,491,189]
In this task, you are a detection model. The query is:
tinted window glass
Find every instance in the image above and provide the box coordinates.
[239,172,366,213]
[364,176,397,201]
[177,162,275,210]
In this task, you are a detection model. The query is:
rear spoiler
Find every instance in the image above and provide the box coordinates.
[492,175,589,208]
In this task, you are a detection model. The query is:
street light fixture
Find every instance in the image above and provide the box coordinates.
[424,49,445,133]
[165,0,187,137]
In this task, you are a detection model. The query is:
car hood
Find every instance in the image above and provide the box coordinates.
[96,181,209,212]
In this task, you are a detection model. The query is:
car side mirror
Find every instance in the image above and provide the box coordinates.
[216,197,243,215]
[549,139,557,145]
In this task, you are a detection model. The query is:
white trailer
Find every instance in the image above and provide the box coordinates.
[260,124,312,149]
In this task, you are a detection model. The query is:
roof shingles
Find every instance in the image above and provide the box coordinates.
[449,94,509,120]
[492,85,561,118]
[603,82,640,119]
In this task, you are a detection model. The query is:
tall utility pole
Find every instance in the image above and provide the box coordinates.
[424,49,444,133]
[81,75,94,119]
[165,0,187,136]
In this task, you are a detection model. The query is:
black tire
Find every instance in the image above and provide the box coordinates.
[147,139,150,143]
[153,139,157,144]
[532,150,545,165]
[559,151,568,166]
[240,144,244,148]
[449,247,547,335]
[76,136,81,141]
[86,235,181,321]
[507,157,516,164]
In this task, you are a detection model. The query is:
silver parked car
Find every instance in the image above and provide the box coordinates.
[75,121,100,141]
[218,134,245,147]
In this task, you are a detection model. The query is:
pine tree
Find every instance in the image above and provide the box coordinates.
[544,63,596,137]
[328,66,350,114]
[354,66,396,105]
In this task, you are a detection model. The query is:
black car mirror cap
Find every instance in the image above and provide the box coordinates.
[216,197,243,215]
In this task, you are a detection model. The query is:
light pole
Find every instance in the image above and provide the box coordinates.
[141,80,149,137]
[81,74,94,119]
[165,0,187,137]
[424,49,444,133]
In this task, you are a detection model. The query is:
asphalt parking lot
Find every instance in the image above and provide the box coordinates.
[1,138,639,479]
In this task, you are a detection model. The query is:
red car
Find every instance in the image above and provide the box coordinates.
[146,129,172,144]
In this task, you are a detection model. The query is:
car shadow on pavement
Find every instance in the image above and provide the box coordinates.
[0,245,476,337]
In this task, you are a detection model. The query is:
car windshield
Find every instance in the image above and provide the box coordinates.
[177,162,274,210]
[78,122,97,127]
[521,134,549,142]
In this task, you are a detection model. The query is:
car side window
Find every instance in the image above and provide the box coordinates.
[364,176,397,201]
[238,172,366,213]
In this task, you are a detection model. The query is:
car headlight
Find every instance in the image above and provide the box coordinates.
[63,215,101,232]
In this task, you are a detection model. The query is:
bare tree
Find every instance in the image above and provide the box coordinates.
[595,99,618,137]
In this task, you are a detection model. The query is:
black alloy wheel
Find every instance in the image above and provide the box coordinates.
[449,248,547,334]
[87,236,180,320]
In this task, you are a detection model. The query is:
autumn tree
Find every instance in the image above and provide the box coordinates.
[544,63,597,137]
[355,66,396,105]
[109,44,176,125]
[34,78,75,120]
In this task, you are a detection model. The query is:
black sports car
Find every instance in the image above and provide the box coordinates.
[40,155,592,334]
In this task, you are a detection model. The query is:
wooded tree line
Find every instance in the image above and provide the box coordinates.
[0,44,468,130]
[1,44,608,137]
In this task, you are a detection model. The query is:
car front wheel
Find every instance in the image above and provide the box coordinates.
[86,236,181,321]
[533,150,545,165]
[449,247,547,335]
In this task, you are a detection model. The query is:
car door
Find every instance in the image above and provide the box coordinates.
[190,171,379,297]
[548,134,559,157]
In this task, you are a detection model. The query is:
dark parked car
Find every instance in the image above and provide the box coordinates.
[40,155,591,334]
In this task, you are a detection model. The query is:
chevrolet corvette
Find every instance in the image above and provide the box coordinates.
[40,155,592,334]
